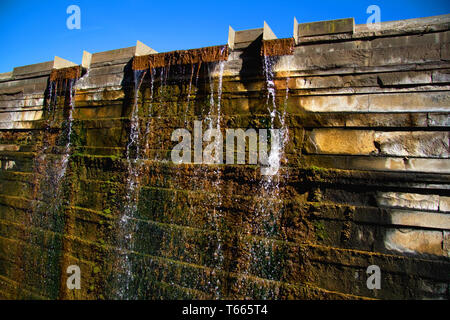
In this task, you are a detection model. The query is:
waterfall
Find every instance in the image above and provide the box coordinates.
[25,72,79,298]
[205,60,226,298]
[115,69,147,299]
[39,77,78,214]
[59,78,77,181]
[239,54,290,287]
[143,69,155,157]
[113,46,229,299]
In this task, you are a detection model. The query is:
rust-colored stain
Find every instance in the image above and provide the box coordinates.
[49,66,81,81]
[261,38,294,57]
[132,45,229,70]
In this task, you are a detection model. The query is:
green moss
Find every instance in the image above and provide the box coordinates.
[312,220,327,241]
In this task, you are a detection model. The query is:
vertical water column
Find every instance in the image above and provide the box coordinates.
[143,69,155,157]
[115,69,147,299]
[24,67,80,298]
[123,46,229,299]
[205,60,226,299]
[240,42,292,292]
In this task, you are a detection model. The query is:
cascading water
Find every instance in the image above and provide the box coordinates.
[37,76,78,222]
[143,69,155,156]
[115,69,147,299]
[237,53,291,293]
[25,70,79,298]
[114,46,229,299]
[205,60,226,298]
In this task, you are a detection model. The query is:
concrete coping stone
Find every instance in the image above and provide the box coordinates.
[295,17,355,39]
[11,56,78,79]
[228,21,277,50]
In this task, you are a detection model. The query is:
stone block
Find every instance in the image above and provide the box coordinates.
[432,69,450,83]
[306,129,377,155]
[297,18,354,37]
[371,45,441,66]
[368,92,450,112]
[439,196,450,212]
[376,192,439,211]
[12,61,53,77]
[293,44,370,69]
[442,43,450,60]
[229,26,264,50]
[90,46,136,65]
[389,210,450,230]
[385,228,444,256]
[378,71,431,86]
[374,131,449,158]
[0,72,12,81]
[299,94,369,112]
[427,113,450,127]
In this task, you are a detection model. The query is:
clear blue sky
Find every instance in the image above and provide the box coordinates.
[0,0,449,73]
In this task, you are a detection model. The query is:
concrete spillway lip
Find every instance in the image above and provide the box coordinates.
[10,56,79,79]
[79,41,156,70]
[132,44,229,70]
[294,17,355,44]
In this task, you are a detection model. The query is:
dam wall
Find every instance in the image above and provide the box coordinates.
[0,15,449,299]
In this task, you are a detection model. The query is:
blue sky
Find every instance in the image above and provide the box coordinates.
[0,0,449,73]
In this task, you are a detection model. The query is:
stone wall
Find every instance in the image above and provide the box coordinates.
[0,15,449,299]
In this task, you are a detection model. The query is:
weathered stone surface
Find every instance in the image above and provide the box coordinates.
[439,196,450,213]
[385,228,444,256]
[90,46,135,66]
[299,95,369,112]
[299,15,450,44]
[427,113,450,127]
[442,43,450,60]
[376,192,439,211]
[293,45,370,70]
[378,71,431,86]
[374,131,449,158]
[389,210,450,230]
[432,69,450,83]
[371,45,441,66]
[1,15,450,301]
[370,32,444,49]
[444,231,450,257]
[298,18,354,37]
[306,129,376,155]
[12,61,53,77]
[232,28,263,49]
[368,92,450,112]
[303,154,450,174]
[0,72,12,81]
[294,74,378,89]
